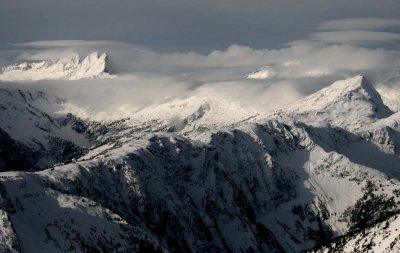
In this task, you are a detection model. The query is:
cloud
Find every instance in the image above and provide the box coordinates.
[1,33,400,121]
[312,18,400,45]
[309,30,400,45]
[8,40,400,81]
[319,18,400,31]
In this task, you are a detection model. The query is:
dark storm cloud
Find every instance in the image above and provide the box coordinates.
[1,0,400,52]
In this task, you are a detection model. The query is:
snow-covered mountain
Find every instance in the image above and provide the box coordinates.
[0,52,114,81]
[272,75,393,130]
[0,72,400,252]
[247,66,276,79]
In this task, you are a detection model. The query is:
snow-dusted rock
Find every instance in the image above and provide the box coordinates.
[311,214,400,253]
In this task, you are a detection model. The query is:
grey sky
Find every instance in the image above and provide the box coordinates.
[1,0,400,53]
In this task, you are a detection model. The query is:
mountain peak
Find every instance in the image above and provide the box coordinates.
[328,75,372,93]
[0,52,115,81]
[247,66,276,79]
[275,75,393,128]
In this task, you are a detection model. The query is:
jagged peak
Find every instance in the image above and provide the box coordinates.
[0,52,115,81]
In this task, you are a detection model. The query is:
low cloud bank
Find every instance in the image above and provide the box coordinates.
[1,18,400,120]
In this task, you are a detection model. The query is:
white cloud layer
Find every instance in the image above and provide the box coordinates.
[319,18,400,31]
[10,39,400,80]
[310,31,400,45]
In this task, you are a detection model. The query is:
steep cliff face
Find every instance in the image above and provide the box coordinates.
[0,75,399,252]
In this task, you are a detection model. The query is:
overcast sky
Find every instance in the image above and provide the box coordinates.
[1,0,400,53]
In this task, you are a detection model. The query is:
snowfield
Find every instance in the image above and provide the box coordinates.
[0,53,400,253]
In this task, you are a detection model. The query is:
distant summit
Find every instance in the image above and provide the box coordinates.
[273,75,393,129]
[247,66,276,79]
[0,52,115,81]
